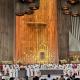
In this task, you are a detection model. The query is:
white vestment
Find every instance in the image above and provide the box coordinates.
[30,68,34,76]
[9,68,13,77]
[3,65,8,75]
[26,67,30,77]
[12,68,16,78]
[15,67,19,78]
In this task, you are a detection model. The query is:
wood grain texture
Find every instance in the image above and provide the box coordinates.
[57,0,71,60]
[0,0,15,62]
[16,0,59,64]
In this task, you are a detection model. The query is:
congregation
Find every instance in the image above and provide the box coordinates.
[0,64,80,80]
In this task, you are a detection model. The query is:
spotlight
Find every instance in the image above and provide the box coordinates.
[67,0,79,4]
[25,9,34,15]
[19,0,33,3]
[16,0,40,16]
[62,5,69,10]
[19,0,26,3]
[29,3,39,10]
[16,10,25,16]
[71,12,79,16]
[63,10,71,15]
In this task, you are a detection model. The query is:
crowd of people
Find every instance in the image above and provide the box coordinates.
[0,64,80,80]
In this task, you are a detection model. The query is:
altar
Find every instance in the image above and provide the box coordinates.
[40,69,63,75]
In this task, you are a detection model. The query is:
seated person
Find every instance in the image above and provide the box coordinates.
[44,79,47,80]
[33,76,39,80]
[9,77,14,80]
[67,78,71,80]
[46,74,53,80]
[59,75,65,80]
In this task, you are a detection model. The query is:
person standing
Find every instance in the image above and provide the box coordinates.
[3,65,7,75]
[8,65,13,78]
[15,64,19,79]
[46,74,53,80]
[59,75,65,80]
[25,65,31,77]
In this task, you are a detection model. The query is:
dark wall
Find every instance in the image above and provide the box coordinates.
[57,0,72,61]
[0,0,15,62]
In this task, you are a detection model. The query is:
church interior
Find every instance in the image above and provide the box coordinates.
[0,0,80,64]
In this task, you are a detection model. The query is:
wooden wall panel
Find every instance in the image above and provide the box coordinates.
[0,0,15,62]
[57,0,71,61]
[16,0,59,64]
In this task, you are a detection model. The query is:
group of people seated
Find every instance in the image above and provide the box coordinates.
[1,74,80,80]
[0,64,80,80]
[37,73,80,80]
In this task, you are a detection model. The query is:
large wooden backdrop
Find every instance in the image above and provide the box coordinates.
[16,0,59,64]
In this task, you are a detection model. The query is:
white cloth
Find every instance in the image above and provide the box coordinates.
[30,68,34,76]
[9,68,13,77]
[3,65,8,75]
[46,77,53,80]
[12,68,16,77]
[39,76,47,80]
[34,67,39,76]
[15,67,19,78]
[26,67,30,77]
